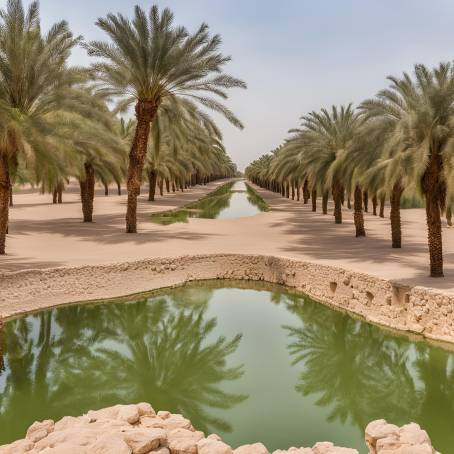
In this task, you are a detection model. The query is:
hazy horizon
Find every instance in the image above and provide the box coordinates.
[29,0,454,170]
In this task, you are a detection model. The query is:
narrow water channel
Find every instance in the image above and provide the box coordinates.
[150,180,268,224]
[0,282,451,453]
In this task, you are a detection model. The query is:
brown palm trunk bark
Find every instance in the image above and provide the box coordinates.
[296,185,300,201]
[372,195,377,216]
[103,182,109,196]
[57,182,63,204]
[0,153,10,255]
[165,178,170,193]
[332,181,343,224]
[447,206,452,227]
[347,191,351,209]
[390,182,403,249]
[171,180,176,192]
[148,170,157,201]
[80,162,95,222]
[422,152,444,277]
[379,195,385,218]
[322,191,328,214]
[159,178,164,196]
[52,189,58,204]
[354,185,366,237]
[311,188,317,212]
[291,183,295,200]
[117,181,121,196]
[303,180,309,204]
[363,190,369,212]
[126,100,159,233]
[9,186,13,207]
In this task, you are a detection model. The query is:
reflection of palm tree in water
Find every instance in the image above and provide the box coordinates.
[281,293,419,429]
[282,291,454,451]
[414,348,454,453]
[0,296,246,441]
[53,298,246,433]
[0,313,59,441]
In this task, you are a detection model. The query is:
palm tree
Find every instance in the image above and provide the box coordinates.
[0,0,83,255]
[361,63,454,276]
[86,5,246,233]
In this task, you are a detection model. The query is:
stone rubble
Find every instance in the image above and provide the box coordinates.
[0,403,441,454]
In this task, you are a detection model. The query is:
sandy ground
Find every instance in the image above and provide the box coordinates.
[1,179,454,294]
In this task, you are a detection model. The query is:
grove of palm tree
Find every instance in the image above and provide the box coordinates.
[1,2,454,453]
[0,0,241,255]
[246,63,454,277]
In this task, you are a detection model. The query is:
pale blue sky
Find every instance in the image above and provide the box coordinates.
[25,0,454,169]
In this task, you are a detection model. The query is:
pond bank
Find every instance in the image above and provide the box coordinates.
[2,254,454,345]
[0,403,439,454]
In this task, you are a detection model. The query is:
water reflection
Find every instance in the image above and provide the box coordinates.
[150,180,268,224]
[0,296,246,442]
[2,285,454,453]
[281,293,454,453]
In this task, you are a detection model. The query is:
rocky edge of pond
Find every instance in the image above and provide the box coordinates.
[0,403,440,454]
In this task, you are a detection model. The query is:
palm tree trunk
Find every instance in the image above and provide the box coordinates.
[80,162,95,222]
[0,153,10,255]
[57,182,63,204]
[390,182,403,249]
[9,186,13,207]
[372,195,377,216]
[126,100,159,233]
[363,190,369,212]
[103,181,109,196]
[52,189,57,204]
[148,169,157,201]
[311,188,317,212]
[322,191,328,214]
[171,180,176,192]
[159,178,164,196]
[347,191,351,209]
[291,183,295,200]
[354,185,366,237]
[303,180,309,204]
[447,206,452,227]
[165,178,170,193]
[379,195,385,218]
[296,185,300,201]
[117,181,121,196]
[422,152,444,277]
[332,181,343,224]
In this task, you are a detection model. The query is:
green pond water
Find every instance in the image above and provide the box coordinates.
[0,282,452,453]
[150,180,268,224]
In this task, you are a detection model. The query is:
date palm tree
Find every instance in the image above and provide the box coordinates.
[0,0,83,255]
[361,63,454,276]
[86,5,246,233]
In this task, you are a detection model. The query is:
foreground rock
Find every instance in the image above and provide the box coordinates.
[0,403,440,454]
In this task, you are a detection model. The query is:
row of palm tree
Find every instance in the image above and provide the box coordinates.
[246,63,454,277]
[0,1,244,254]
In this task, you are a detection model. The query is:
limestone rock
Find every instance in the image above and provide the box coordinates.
[0,439,35,454]
[167,428,204,454]
[122,428,167,454]
[234,442,270,453]
[312,442,358,454]
[197,437,233,454]
[90,434,132,454]
[26,419,54,443]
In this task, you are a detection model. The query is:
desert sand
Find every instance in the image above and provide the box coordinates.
[2,179,453,292]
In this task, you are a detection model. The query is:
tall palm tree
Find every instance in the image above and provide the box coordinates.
[86,5,246,233]
[361,63,454,276]
[0,0,83,255]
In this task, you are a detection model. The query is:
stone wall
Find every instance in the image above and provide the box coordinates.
[0,403,439,454]
[2,254,454,345]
